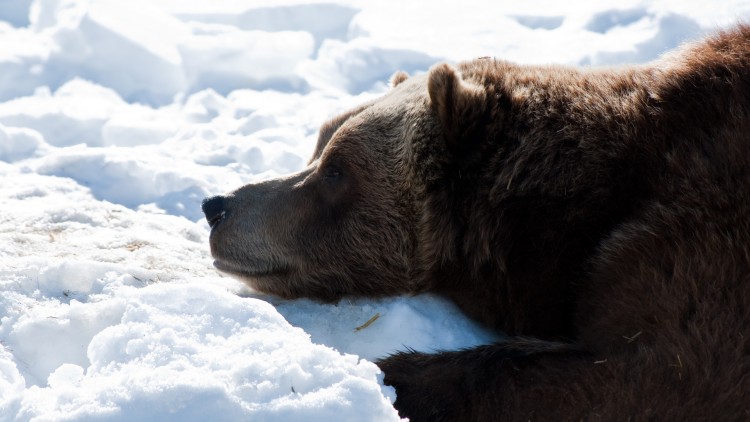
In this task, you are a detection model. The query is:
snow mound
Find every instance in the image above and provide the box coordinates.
[0,124,47,162]
[5,282,400,421]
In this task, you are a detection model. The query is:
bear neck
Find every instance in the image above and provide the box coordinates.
[414,62,668,338]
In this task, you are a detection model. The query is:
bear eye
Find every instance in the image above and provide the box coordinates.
[322,165,342,179]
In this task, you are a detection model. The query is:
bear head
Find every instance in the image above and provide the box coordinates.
[203,63,492,301]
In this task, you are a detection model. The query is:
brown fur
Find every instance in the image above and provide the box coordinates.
[203,25,750,420]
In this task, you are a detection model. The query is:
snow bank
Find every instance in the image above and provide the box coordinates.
[1,0,749,421]
[6,282,399,421]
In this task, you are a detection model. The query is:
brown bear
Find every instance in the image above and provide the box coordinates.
[202,25,750,421]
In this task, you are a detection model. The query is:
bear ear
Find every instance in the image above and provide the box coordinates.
[428,63,487,153]
[390,70,409,87]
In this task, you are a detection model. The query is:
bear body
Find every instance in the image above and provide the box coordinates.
[203,25,750,420]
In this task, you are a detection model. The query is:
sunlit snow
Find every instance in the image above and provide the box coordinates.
[1,0,748,420]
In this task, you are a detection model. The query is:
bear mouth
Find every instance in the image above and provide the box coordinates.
[212,259,290,279]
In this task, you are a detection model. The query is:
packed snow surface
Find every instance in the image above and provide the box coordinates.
[1,0,748,420]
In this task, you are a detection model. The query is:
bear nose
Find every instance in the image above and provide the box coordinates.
[201,195,227,228]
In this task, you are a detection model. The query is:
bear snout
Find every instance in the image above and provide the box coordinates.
[201,195,227,229]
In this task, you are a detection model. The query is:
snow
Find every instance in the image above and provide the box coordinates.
[0,0,748,420]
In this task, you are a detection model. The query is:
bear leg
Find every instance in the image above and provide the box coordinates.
[378,338,587,421]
